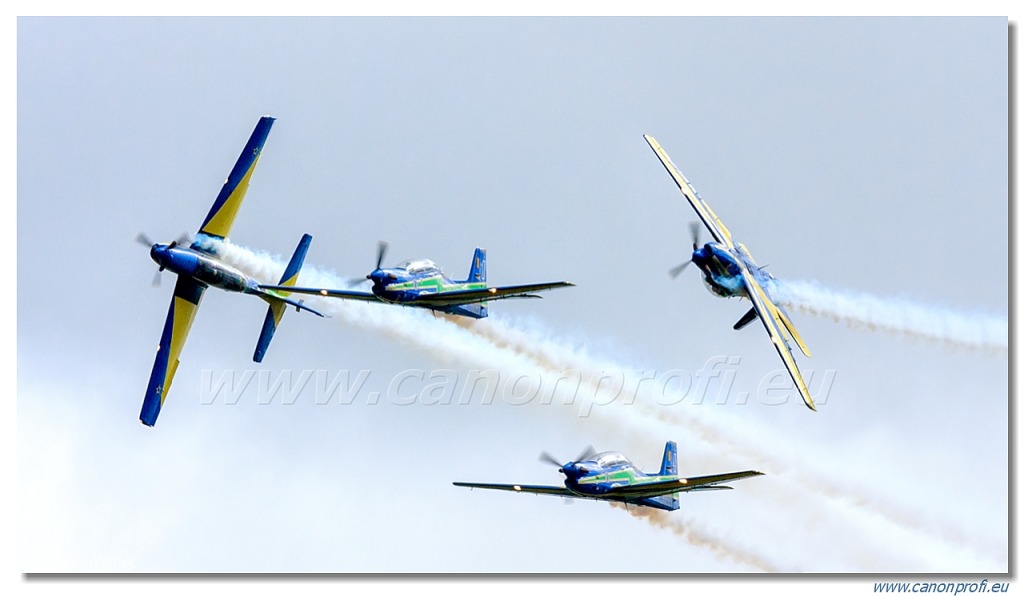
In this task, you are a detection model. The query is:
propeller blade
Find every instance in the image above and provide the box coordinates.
[375,241,389,270]
[689,221,701,250]
[574,445,596,462]
[151,269,162,287]
[668,261,691,279]
[539,451,563,468]
[175,232,192,246]
[135,232,154,247]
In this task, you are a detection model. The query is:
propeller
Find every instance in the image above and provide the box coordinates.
[375,240,389,270]
[573,444,598,462]
[539,451,563,468]
[137,231,188,286]
[668,221,702,279]
[539,445,596,473]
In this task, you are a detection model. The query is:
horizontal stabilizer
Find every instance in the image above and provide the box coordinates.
[733,307,758,330]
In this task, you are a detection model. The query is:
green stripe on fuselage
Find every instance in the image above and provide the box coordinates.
[387,275,487,293]
[576,469,676,487]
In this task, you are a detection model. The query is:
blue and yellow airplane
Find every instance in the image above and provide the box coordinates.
[138,116,323,427]
[454,442,763,510]
[644,135,817,411]
[259,241,573,319]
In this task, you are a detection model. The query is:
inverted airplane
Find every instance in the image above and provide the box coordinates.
[259,241,573,319]
[138,116,323,427]
[644,134,817,411]
[453,442,763,511]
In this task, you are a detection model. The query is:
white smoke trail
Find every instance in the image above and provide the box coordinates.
[446,314,1005,566]
[770,279,1007,353]
[608,503,780,572]
[205,238,1002,570]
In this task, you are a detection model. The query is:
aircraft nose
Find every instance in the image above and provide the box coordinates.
[149,244,165,265]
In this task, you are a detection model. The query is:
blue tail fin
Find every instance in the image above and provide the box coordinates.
[659,441,678,476]
[457,248,488,318]
[636,441,681,511]
[254,234,312,362]
[467,248,486,283]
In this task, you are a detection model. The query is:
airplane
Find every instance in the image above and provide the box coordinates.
[453,442,763,511]
[643,134,817,411]
[258,241,573,319]
[138,116,324,427]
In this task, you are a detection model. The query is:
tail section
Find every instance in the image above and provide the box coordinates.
[659,441,678,476]
[466,248,487,283]
[643,441,681,510]
[254,234,314,362]
[458,248,488,318]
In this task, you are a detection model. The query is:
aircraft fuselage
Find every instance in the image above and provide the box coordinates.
[149,243,260,294]
[691,242,771,301]
[367,267,486,304]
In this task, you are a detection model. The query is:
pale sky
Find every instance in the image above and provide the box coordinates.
[16,16,1008,578]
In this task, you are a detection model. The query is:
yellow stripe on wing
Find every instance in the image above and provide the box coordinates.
[160,295,202,405]
[741,268,816,411]
[644,135,735,249]
[199,155,262,239]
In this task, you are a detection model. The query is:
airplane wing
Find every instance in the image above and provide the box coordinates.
[644,134,735,249]
[736,243,811,358]
[737,264,816,411]
[140,277,207,426]
[193,116,275,245]
[452,482,573,497]
[257,285,381,302]
[406,282,575,307]
[604,470,764,499]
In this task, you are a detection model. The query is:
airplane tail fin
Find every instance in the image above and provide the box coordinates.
[638,441,681,511]
[659,441,678,476]
[253,234,317,362]
[459,248,488,318]
[466,247,487,283]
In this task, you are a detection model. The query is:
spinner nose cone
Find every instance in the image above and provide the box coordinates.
[560,461,589,479]
[149,243,168,266]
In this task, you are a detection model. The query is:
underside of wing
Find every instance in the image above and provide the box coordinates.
[409,282,574,307]
[736,243,810,358]
[257,285,381,302]
[140,277,207,426]
[643,134,735,249]
[197,116,275,240]
[738,267,816,411]
[606,470,764,499]
[452,482,573,497]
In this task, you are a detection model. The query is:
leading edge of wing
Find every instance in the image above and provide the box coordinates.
[738,267,817,411]
[409,281,575,307]
[140,277,207,426]
[257,284,380,302]
[606,471,764,498]
[643,134,735,249]
[452,482,573,496]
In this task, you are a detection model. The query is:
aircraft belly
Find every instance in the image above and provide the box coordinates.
[703,273,746,298]
[192,259,249,292]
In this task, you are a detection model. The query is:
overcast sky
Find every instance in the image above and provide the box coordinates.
[17,17,1007,576]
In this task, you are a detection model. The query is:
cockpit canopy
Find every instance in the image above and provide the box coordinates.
[591,451,632,469]
[397,259,441,276]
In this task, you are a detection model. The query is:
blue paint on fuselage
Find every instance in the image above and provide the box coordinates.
[368,266,462,305]
[561,455,651,498]
[149,243,259,294]
[691,242,775,301]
